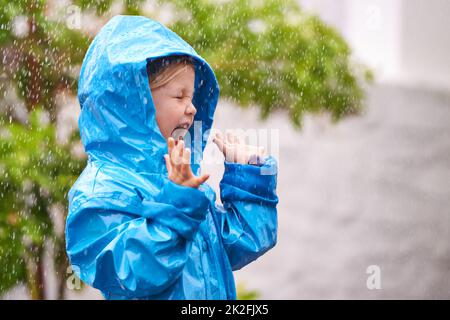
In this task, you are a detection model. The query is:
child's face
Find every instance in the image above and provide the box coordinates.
[150,65,197,140]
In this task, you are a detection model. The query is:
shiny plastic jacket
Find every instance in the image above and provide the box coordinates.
[65,15,279,300]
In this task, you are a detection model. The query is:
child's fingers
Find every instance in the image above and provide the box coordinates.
[226,145,237,163]
[168,137,175,155]
[215,131,224,141]
[172,139,184,166]
[213,133,227,156]
[236,134,245,145]
[168,137,177,167]
[195,173,210,186]
[217,136,236,162]
[181,147,191,176]
[229,131,244,145]
[164,154,172,175]
[177,140,185,157]
[227,133,243,162]
[226,131,237,144]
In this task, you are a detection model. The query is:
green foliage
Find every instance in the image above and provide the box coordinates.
[236,282,260,300]
[167,0,372,127]
[75,0,146,15]
[0,109,85,296]
[0,0,90,116]
[71,0,372,127]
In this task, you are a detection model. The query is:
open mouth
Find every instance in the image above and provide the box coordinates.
[171,122,191,141]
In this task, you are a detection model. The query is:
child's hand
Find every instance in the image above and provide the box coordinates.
[164,137,210,189]
[213,132,266,164]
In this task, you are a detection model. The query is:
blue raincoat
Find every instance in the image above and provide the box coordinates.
[65,15,279,300]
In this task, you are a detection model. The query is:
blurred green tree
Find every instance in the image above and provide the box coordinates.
[0,0,89,120]
[0,110,84,299]
[167,0,372,126]
[0,0,371,299]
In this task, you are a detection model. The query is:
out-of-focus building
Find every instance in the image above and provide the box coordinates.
[300,0,450,91]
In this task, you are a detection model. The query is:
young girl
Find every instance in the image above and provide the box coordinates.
[66,15,278,300]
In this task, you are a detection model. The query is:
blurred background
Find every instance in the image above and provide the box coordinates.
[0,0,449,299]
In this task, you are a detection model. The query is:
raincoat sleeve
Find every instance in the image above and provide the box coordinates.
[216,156,279,271]
[66,179,210,298]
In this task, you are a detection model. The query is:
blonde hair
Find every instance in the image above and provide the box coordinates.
[147,55,195,91]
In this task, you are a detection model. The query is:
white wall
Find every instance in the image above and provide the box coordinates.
[299,0,450,91]
[400,0,450,90]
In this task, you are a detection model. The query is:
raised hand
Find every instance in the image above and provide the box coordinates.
[213,131,266,164]
[164,137,210,188]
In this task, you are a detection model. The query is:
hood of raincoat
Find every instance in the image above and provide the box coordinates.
[77,15,219,175]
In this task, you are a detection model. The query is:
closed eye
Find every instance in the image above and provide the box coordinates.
[175,95,193,100]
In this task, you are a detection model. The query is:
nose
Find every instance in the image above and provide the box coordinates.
[186,102,197,116]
